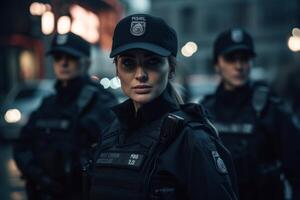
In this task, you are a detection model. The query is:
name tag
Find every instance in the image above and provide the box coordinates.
[96,152,145,169]
[215,123,254,134]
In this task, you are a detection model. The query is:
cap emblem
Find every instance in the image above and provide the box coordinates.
[56,34,68,45]
[231,29,243,43]
[130,16,146,36]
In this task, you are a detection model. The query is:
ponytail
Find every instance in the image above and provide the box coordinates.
[168,82,184,105]
[167,55,184,105]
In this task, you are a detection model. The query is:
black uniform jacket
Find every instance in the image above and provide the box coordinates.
[89,87,237,200]
[202,82,300,199]
[13,76,117,191]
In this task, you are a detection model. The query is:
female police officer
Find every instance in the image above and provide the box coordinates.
[202,28,300,200]
[87,14,238,200]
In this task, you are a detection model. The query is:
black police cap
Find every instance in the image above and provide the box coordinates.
[213,28,256,61]
[110,14,178,58]
[47,32,90,58]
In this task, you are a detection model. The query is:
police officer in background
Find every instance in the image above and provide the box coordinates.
[14,32,117,200]
[202,28,300,200]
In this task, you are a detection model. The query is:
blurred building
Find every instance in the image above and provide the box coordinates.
[0,0,125,102]
[1,0,300,101]
[0,0,44,101]
[150,0,300,84]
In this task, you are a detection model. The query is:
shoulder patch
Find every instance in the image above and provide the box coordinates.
[292,114,300,129]
[211,150,228,174]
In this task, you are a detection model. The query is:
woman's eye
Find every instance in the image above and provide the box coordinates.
[146,58,163,67]
[121,59,135,70]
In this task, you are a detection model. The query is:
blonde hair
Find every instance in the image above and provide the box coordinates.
[168,82,184,105]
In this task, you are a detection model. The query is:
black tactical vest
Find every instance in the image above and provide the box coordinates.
[203,85,281,184]
[32,85,97,179]
[32,103,79,179]
[89,104,236,200]
[89,116,168,200]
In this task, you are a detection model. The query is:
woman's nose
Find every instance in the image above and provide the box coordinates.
[234,60,243,70]
[60,56,69,68]
[135,66,148,82]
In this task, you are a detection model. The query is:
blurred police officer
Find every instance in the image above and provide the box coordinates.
[13,32,117,200]
[202,28,300,200]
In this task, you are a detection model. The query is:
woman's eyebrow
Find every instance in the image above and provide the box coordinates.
[144,54,162,59]
[118,53,135,58]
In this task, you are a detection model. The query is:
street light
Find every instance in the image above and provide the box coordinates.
[292,28,300,38]
[41,11,55,35]
[181,41,198,57]
[288,36,300,52]
[100,78,110,89]
[4,109,21,123]
[57,16,71,34]
[30,2,51,16]
[70,5,100,43]
[110,77,121,89]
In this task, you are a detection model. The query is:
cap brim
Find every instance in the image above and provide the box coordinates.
[110,42,171,58]
[46,47,85,58]
[221,45,256,57]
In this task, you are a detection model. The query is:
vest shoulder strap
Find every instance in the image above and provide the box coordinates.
[160,103,220,145]
[77,85,98,116]
[251,84,270,117]
[201,94,217,108]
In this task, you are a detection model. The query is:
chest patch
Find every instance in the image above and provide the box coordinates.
[214,122,254,134]
[35,119,70,130]
[96,152,145,169]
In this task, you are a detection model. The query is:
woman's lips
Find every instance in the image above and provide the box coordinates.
[132,85,152,94]
[234,74,246,80]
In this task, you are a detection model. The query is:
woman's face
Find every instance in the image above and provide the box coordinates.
[116,49,170,111]
[53,53,83,81]
[215,51,253,90]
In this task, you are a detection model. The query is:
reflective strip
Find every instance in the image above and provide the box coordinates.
[35,119,70,130]
[96,152,145,169]
[214,122,254,134]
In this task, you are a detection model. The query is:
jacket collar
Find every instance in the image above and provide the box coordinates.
[54,75,89,104]
[215,81,252,108]
[112,84,179,130]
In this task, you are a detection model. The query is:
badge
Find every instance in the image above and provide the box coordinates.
[214,122,254,134]
[211,151,228,174]
[231,29,243,43]
[56,34,68,45]
[130,16,146,36]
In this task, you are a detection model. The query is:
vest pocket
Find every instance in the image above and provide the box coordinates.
[90,165,145,200]
[90,185,143,200]
[149,172,181,200]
